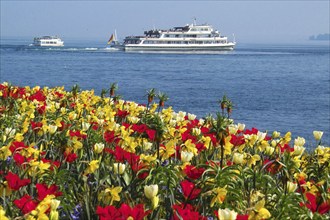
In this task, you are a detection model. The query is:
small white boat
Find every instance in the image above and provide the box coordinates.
[123,20,235,51]
[106,30,123,50]
[33,36,64,47]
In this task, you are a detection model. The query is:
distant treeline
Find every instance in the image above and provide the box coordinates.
[309,33,330,41]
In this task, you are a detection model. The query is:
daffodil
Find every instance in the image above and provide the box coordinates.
[280,132,291,145]
[247,154,260,167]
[223,135,233,155]
[84,160,100,175]
[14,132,24,142]
[0,205,9,220]
[140,154,157,163]
[249,199,271,220]
[244,134,258,147]
[210,187,227,207]
[29,195,56,220]
[0,145,12,160]
[0,181,12,196]
[28,160,51,177]
[182,139,198,156]
[98,186,122,205]
[161,139,176,160]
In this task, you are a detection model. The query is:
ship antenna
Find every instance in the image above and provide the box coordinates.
[233,33,236,43]
[193,17,197,26]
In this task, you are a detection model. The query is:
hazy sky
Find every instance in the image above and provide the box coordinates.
[1,0,329,43]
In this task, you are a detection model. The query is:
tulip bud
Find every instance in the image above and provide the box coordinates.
[113,163,126,175]
[48,125,58,134]
[287,181,297,193]
[228,124,238,135]
[50,211,59,220]
[313,131,323,141]
[272,131,280,138]
[93,143,104,154]
[181,151,194,163]
[233,152,244,165]
[151,195,159,209]
[293,145,305,156]
[144,184,158,200]
[265,146,275,155]
[218,208,237,220]
[192,128,201,136]
[50,199,60,210]
[294,137,305,147]
[237,123,245,131]
[188,113,196,120]
[82,122,90,131]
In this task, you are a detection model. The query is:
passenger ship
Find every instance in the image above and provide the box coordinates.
[123,22,235,51]
[33,36,64,47]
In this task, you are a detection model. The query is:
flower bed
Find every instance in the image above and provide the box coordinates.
[0,82,329,220]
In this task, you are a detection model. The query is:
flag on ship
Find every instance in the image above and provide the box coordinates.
[107,34,114,44]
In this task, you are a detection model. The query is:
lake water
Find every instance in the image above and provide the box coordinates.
[1,38,329,147]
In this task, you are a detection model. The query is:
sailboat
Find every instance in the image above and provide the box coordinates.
[106,30,123,50]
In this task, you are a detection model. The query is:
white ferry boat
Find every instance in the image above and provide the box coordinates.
[123,22,235,51]
[33,36,64,47]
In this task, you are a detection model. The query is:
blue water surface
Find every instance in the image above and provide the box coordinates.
[1,38,329,147]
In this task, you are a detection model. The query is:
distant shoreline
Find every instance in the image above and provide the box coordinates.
[309,33,330,41]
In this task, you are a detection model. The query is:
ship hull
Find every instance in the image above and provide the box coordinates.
[124,43,235,51]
